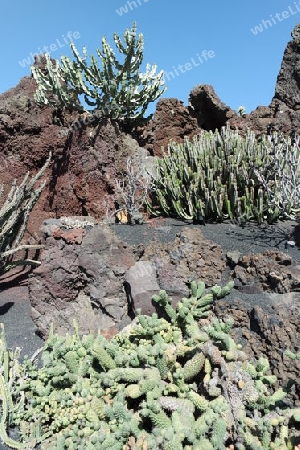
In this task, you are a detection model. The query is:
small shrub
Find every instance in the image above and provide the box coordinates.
[0,152,51,275]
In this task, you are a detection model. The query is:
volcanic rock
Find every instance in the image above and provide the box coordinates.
[232,249,300,293]
[215,292,300,406]
[188,84,238,130]
[138,98,199,157]
[29,218,137,338]
[141,227,227,303]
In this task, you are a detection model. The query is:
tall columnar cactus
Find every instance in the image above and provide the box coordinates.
[0,152,51,275]
[0,278,298,449]
[146,126,300,224]
[253,133,300,220]
[31,23,166,120]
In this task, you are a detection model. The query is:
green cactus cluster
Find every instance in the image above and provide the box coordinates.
[146,126,300,224]
[0,279,299,449]
[31,22,166,120]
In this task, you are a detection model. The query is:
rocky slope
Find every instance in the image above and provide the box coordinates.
[1,24,300,236]
[0,22,299,420]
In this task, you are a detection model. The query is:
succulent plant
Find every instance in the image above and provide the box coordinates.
[0,279,299,449]
[145,126,300,224]
[31,23,166,120]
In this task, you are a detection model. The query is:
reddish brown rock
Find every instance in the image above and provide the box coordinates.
[0,73,154,238]
[138,98,199,157]
[52,227,86,244]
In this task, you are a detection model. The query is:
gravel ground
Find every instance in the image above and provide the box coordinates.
[0,217,299,449]
[112,217,300,262]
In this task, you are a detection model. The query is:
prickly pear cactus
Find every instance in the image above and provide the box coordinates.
[0,280,299,449]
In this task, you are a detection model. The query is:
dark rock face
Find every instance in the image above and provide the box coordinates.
[232,24,300,136]
[29,218,137,338]
[272,35,300,109]
[188,84,238,130]
[268,30,300,135]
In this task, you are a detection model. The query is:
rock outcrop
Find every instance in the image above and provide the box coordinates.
[188,84,238,130]
[0,75,154,238]
[141,226,226,299]
[224,23,300,136]
[2,25,300,238]
[28,217,300,405]
[28,219,227,337]
[139,22,300,150]
[269,23,300,134]
[137,98,199,157]
[230,250,300,293]
[29,218,137,339]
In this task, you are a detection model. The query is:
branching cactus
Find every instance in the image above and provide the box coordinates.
[146,126,300,224]
[31,23,166,119]
[0,152,51,275]
[253,133,300,220]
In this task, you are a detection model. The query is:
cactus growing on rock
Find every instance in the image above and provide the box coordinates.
[31,23,166,120]
[0,279,299,449]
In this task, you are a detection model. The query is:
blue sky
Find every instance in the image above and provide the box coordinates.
[1,0,300,116]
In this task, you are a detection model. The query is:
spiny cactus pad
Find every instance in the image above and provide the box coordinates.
[0,280,299,449]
